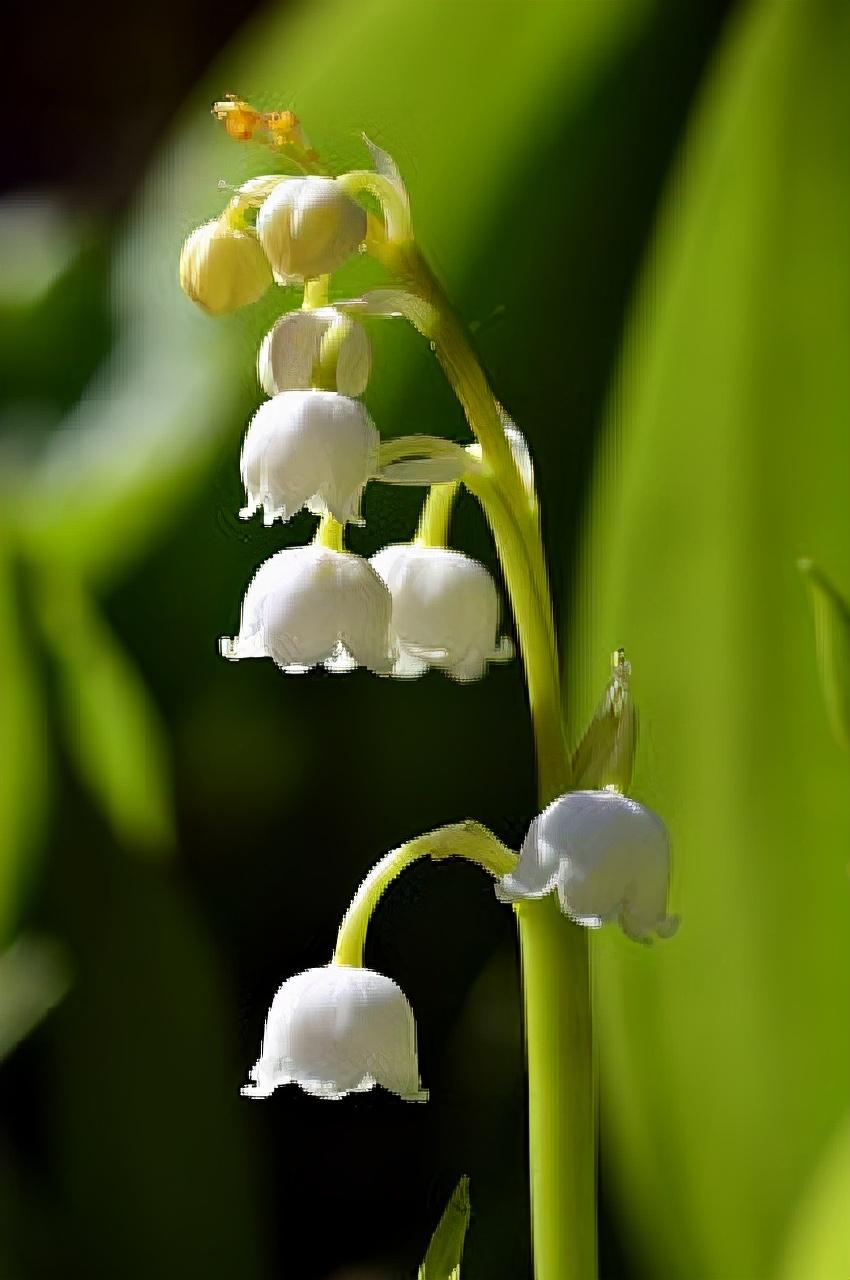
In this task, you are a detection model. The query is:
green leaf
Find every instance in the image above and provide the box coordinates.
[0,933,71,1062]
[798,559,850,753]
[48,845,268,1278]
[0,535,48,944]
[34,572,174,857]
[779,1111,850,1280]
[570,1,850,1276]
[419,1176,471,1280]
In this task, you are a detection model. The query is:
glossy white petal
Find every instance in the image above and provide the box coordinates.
[257,307,371,398]
[370,544,513,682]
[242,965,426,1102]
[239,390,379,527]
[257,177,367,282]
[497,790,678,942]
[220,545,393,675]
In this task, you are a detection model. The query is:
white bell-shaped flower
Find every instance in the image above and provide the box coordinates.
[240,390,379,527]
[496,790,678,942]
[220,545,393,675]
[370,543,513,682]
[256,176,367,282]
[242,964,426,1102]
[257,308,371,398]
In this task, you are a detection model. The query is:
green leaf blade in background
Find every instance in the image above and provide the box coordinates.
[571,1,850,1277]
[0,536,49,944]
[779,1109,850,1280]
[0,934,70,1063]
[34,572,175,857]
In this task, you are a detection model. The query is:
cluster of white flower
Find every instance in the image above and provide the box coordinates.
[180,117,676,1111]
[181,167,511,684]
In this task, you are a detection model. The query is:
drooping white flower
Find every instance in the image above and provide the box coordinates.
[179,219,272,315]
[242,964,426,1102]
[257,308,371,398]
[240,390,379,527]
[496,790,678,942]
[370,543,513,682]
[220,545,393,675]
[256,176,367,282]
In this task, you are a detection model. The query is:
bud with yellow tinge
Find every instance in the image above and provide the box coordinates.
[179,218,272,315]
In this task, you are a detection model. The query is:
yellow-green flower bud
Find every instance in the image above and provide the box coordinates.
[179,218,272,315]
[256,177,367,282]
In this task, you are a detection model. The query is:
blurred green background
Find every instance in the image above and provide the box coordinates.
[2,1,848,1277]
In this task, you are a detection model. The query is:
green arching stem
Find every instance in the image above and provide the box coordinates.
[471,470,596,1280]
[369,232,596,1280]
[300,155,595,1278]
[334,822,516,969]
[464,470,567,801]
[416,480,460,548]
[336,169,412,247]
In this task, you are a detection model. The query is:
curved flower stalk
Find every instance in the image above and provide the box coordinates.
[497,790,678,943]
[220,545,393,675]
[242,964,426,1102]
[244,821,516,1106]
[370,543,513,681]
[239,389,379,527]
[258,308,371,397]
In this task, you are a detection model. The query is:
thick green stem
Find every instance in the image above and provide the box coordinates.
[334,822,516,968]
[371,236,596,1280]
[464,471,566,803]
[467,472,596,1280]
[515,896,595,1280]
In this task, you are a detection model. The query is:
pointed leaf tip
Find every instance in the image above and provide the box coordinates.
[418,1175,471,1280]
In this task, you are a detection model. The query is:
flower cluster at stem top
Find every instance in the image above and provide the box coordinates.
[180,132,513,684]
[179,104,677,1109]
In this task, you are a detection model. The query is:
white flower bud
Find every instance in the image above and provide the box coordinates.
[257,308,371,398]
[220,544,393,675]
[179,219,272,315]
[497,790,678,942]
[256,177,367,282]
[240,390,379,527]
[370,544,513,682]
[242,964,426,1102]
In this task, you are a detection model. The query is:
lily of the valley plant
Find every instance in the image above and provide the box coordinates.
[180,96,678,1280]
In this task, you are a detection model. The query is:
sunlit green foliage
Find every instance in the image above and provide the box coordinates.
[572,2,850,1276]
